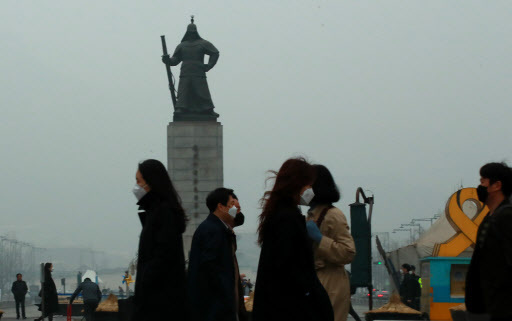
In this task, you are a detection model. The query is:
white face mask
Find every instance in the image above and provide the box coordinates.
[132,184,147,201]
[228,206,238,218]
[300,188,315,205]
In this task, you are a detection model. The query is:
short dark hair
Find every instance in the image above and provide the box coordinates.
[401,263,411,271]
[206,188,234,213]
[231,192,238,200]
[480,162,512,197]
[410,265,416,271]
[16,273,22,277]
[311,164,340,205]
[84,278,91,282]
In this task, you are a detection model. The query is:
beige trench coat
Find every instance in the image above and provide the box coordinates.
[308,205,356,321]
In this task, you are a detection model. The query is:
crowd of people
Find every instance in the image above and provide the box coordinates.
[130,157,356,321]
[11,160,511,321]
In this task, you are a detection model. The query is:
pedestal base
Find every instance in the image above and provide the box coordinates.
[167,121,223,257]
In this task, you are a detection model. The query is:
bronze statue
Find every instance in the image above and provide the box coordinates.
[162,17,219,121]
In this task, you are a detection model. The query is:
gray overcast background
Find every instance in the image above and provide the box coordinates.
[1,1,511,261]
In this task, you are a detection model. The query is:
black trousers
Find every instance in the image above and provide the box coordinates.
[15,297,26,318]
[83,300,99,321]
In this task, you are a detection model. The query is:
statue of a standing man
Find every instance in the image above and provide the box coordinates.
[162,18,220,121]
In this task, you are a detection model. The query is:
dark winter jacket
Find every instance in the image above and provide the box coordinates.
[39,274,59,314]
[188,213,247,321]
[399,274,416,303]
[466,199,512,318]
[11,280,28,299]
[252,200,334,321]
[412,274,421,298]
[70,279,102,303]
[132,191,187,321]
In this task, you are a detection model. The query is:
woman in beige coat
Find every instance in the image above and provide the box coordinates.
[306,165,356,321]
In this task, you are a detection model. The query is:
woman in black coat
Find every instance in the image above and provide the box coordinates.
[252,157,334,321]
[35,263,59,321]
[131,159,188,321]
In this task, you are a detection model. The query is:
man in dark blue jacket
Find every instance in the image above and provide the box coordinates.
[11,273,28,319]
[70,278,102,321]
[188,188,247,321]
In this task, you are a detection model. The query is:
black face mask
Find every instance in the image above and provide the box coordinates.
[234,212,245,227]
[477,185,489,204]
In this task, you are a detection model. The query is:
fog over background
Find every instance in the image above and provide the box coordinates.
[1,1,511,264]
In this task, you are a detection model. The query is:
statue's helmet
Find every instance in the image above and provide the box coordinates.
[187,23,197,33]
[181,18,202,42]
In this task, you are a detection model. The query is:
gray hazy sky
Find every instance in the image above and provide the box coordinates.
[1,1,511,260]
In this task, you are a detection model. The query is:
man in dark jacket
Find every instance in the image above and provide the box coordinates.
[466,162,512,320]
[188,188,247,321]
[70,278,102,321]
[12,273,28,319]
[410,265,421,310]
[399,264,415,308]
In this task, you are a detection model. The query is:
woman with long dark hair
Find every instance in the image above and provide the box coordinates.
[306,165,356,321]
[131,159,188,321]
[252,157,334,321]
[35,263,59,321]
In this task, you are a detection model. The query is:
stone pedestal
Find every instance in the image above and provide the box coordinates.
[167,121,223,257]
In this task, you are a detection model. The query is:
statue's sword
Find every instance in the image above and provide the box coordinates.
[160,35,177,108]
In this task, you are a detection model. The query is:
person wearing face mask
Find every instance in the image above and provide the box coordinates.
[187,187,248,321]
[465,162,512,321]
[253,157,334,321]
[306,165,356,321]
[231,193,245,228]
[131,159,188,321]
[35,263,59,321]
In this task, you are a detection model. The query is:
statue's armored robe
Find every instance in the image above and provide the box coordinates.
[170,39,219,114]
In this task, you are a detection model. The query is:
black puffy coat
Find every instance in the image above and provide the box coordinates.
[252,200,334,321]
[132,191,187,321]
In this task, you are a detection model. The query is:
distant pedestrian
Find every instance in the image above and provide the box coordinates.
[466,162,512,320]
[410,265,421,310]
[118,287,124,298]
[246,279,253,294]
[35,263,59,321]
[399,264,415,308]
[131,159,188,321]
[188,188,247,321]
[252,157,334,321]
[307,164,356,321]
[12,273,28,319]
[69,278,102,321]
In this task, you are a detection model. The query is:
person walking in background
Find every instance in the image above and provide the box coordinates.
[12,273,28,319]
[306,164,356,321]
[252,157,334,321]
[35,263,59,321]
[69,278,102,321]
[410,265,421,310]
[399,264,415,308]
[131,159,188,321]
[466,162,512,320]
[188,188,248,321]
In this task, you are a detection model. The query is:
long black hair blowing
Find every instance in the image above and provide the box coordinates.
[138,159,188,233]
